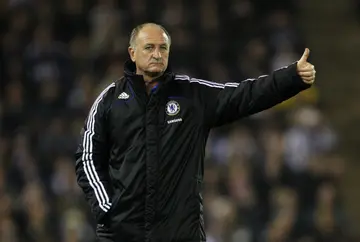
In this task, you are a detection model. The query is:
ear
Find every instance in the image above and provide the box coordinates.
[128,46,136,62]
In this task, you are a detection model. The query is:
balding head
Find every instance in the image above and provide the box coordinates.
[129,23,171,49]
[128,23,171,82]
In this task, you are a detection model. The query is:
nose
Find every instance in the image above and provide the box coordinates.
[153,48,162,59]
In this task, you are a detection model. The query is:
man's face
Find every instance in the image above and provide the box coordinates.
[128,26,170,78]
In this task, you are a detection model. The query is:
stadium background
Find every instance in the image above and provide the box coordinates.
[1,0,360,241]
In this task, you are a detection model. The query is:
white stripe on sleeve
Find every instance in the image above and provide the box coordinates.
[175,75,225,89]
[175,75,246,89]
[82,83,115,212]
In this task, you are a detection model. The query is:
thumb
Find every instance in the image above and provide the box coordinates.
[299,48,310,63]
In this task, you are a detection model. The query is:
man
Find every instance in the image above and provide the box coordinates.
[75,23,316,242]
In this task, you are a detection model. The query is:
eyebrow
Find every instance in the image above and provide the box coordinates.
[144,43,169,48]
[145,43,168,45]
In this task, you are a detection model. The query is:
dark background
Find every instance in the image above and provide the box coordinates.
[1,0,360,241]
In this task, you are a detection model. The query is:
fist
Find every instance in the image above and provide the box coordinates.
[297,48,316,84]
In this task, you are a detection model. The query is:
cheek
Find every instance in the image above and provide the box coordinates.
[135,53,148,64]
[142,52,153,61]
[163,53,169,62]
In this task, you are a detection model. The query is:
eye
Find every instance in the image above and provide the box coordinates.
[144,46,153,50]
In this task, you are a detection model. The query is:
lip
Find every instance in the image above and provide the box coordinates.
[150,63,163,65]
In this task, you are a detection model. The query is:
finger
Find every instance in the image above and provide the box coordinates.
[299,48,310,63]
[299,69,315,75]
[301,76,315,81]
[299,71,315,77]
[298,65,315,72]
[302,77,315,84]
[302,76,315,82]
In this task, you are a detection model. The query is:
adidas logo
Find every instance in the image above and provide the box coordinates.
[118,92,129,100]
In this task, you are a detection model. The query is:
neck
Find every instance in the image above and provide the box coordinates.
[144,81,158,94]
[136,70,162,93]
[142,74,157,83]
[136,68,163,80]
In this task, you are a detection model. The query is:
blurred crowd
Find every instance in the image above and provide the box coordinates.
[0,0,356,242]
[356,0,360,23]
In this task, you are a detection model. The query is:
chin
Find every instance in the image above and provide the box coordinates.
[145,70,163,78]
[150,65,165,70]
[148,67,165,73]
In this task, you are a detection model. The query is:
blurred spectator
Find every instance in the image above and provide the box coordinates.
[355,0,360,23]
[0,1,355,242]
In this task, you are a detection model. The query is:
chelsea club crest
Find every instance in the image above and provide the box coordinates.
[165,100,180,116]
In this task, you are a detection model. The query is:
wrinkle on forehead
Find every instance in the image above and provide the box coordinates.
[136,27,170,46]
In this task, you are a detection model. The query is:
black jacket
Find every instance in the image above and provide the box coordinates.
[75,60,311,242]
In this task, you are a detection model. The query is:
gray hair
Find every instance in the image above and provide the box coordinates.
[129,23,171,48]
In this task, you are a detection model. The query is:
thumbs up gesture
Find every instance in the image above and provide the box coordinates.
[297,48,316,84]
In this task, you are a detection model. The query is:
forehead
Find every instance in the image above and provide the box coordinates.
[136,26,169,45]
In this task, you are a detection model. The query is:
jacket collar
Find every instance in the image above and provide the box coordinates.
[123,60,174,96]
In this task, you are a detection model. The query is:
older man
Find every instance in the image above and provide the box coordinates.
[75,23,315,242]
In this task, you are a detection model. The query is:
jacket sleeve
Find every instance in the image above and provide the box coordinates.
[75,83,116,223]
[185,62,311,128]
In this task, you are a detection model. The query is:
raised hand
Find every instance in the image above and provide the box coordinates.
[297,48,316,84]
